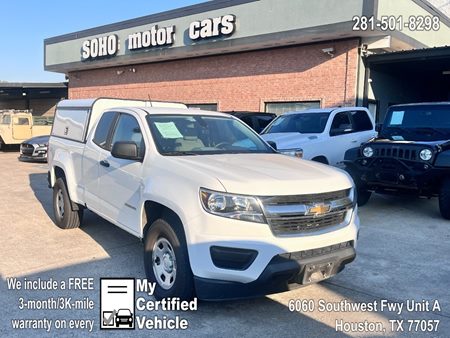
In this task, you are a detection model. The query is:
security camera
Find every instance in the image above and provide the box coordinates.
[322,47,335,57]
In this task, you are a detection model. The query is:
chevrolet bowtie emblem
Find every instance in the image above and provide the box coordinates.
[306,203,331,217]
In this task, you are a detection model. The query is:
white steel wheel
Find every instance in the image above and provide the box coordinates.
[55,188,65,218]
[143,217,195,300]
[152,237,177,290]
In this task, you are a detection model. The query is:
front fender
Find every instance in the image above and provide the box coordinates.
[344,146,360,162]
[139,173,224,242]
[435,150,450,167]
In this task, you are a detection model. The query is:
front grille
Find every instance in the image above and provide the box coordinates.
[372,146,418,161]
[20,143,34,155]
[261,189,349,205]
[260,189,352,236]
[281,241,353,260]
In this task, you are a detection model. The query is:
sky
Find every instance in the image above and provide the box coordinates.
[0,0,204,83]
[1,0,449,84]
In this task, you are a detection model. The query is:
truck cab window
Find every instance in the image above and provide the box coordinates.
[110,114,145,157]
[350,111,373,132]
[15,118,30,125]
[93,112,117,150]
[330,112,353,135]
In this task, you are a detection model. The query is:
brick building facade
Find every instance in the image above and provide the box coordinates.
[69,39,359,111]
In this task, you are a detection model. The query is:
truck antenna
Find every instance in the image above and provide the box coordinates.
[147,94,153,107]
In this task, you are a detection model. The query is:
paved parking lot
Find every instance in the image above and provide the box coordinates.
[1,151,449,337]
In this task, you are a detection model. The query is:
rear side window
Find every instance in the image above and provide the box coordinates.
[351,111,373,132]
[93,112,117,150]
[330,112,353,135]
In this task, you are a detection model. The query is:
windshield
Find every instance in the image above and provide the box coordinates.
[262,113,330,134]
[147,114,274,155]
[0,115,11,124]
[117,309,131,316]
[381,105,450,141]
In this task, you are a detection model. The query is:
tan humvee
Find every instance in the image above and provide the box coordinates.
[0,110,53,148]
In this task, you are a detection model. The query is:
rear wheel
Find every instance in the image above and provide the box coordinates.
[144,217,194,300]
[53,178,83,229]
[439,179,450,219]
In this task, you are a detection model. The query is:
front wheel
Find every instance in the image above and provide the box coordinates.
[53,178,83,229]
[345,166,371,206]
[144,217,194,300]
[439,179,450,219]
[356,189,371,206]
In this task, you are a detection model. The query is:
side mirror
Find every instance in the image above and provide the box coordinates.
[266,141,277,150]
[111,141,142,161]
[375,123,383,132]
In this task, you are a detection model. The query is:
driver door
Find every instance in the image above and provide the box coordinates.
[328,111,356,165]
[96,112,146,235]
[12,116,32,140]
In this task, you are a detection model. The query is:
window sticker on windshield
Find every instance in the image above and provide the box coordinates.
[154,122,183,139]
[390,111,404,125]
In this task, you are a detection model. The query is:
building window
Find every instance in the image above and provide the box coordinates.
[187,103,218,111]
[265,101,320,115]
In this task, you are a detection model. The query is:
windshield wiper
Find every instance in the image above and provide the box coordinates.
[162,151,198,156]
[381,126,410,139]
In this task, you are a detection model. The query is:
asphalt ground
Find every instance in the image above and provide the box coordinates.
[1,151,449,337]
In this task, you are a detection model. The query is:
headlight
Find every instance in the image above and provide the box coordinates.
[349,187,357,207]
[362,146,374,158]
[419,148,432,161]
[279,148,303,158]
[200,188,265,223]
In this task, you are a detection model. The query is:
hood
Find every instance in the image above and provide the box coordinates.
[23,135,50,145]
[370,138,449,148]
[171,153,352,196]
[261,133,318,150]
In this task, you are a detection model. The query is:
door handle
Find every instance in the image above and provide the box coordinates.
[351,140,358,143]
[99,160,110,168]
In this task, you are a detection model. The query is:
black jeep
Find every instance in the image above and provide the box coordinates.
[344,102,450,219]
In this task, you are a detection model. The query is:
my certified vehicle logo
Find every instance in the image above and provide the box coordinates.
[306,203,331,217]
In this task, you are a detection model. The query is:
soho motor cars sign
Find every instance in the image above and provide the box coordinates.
[81,15,236,60]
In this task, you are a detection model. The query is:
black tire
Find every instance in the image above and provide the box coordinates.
[312,156,328,164]
[439,179,450,219]
[345,166,371,206]
[52,177,83,229]
[356,189,371,206]
[144,216,195,300]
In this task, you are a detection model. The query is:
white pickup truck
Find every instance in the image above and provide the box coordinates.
[261,107,377,166]
[48,98,359,300]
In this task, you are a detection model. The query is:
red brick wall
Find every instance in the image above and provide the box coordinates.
[29,98,60,116]
[69,39,360,110]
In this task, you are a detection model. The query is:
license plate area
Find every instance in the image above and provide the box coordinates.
[302,261,335,284]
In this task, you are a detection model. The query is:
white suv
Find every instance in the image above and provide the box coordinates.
[261,107,377,166]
